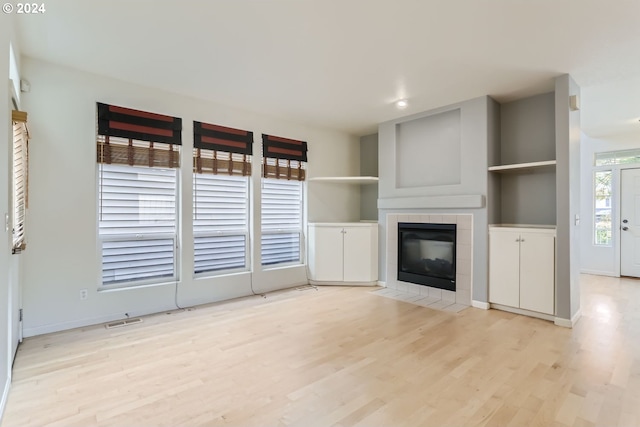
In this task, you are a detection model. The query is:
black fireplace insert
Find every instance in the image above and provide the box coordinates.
[397,222,456,291]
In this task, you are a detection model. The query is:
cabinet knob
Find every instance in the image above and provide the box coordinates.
[623,226,629,231]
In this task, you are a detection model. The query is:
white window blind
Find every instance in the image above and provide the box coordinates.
[12,112,29,253]
[194,173,249,274]
[261,179,303,266]
[99,164,177,286]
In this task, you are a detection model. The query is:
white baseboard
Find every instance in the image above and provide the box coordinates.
[23,313,136,338]
[472,300,490,310]
[580,269,618,277]
[377,281,386,287]
[555,309,582,328]
[22,299,176,338]
[309,280,378,287]
[0,376,11,422]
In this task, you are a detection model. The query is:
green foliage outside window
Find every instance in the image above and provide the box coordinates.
[594,171,612,246]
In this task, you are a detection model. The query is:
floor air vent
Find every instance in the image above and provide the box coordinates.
[105,318,143,329]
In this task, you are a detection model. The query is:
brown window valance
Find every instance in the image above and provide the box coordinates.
[98,103,182,145]
[97,103,182,168]
[193,121,253,176]
[262,134,307,181]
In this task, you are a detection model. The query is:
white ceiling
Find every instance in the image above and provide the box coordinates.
[14,0,640,138]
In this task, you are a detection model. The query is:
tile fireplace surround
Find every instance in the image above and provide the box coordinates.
[384,213,473,309]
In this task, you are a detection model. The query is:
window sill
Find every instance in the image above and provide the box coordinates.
[261,262,305,272]
[194,269,251,281]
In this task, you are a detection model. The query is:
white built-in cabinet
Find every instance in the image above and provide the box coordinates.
[489,226,555,316]
[308,223,378,285]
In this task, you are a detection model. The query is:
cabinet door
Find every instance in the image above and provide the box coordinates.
[308,226,344,281]
[519,232,555,315]
[343,226,377,282]
[489,230,520,307]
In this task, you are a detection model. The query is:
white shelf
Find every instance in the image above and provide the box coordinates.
[488,160,556,173]
[490,224,557,232]
[308,176,379,184]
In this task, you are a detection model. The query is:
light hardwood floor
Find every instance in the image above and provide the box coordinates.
[2,274,640,426]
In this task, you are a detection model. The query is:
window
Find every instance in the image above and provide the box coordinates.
[99,164,177,284]
[595,149,640,166]
[594,170,612,246]
[12,110,29,254]
[97,103,182,287]
[193,122,253,275]
[261,134,307,266]
[261,178,303,265]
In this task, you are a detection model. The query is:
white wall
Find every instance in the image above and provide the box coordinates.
[580,133,640,276]
[20,57,360,337]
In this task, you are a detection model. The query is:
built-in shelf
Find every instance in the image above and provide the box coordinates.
[308,176,379,184]
[488,160,556,174]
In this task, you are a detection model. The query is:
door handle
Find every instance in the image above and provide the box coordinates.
[623,226,629,231]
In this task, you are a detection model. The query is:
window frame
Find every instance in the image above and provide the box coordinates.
[193,173,251,277]
[191,121,254,277]
[260,176,305,269]
[96,103,183,289]
[260,133,308,269]
[11,110,29,254]
[98,162,180,289]
[593,169,612,247]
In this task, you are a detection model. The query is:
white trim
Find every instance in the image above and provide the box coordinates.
[0,376,11,421]
[580,269,618,277]
[555,309,582,328]
[309,280,377,287]
[472,300,490,310]
[377,280,386,287]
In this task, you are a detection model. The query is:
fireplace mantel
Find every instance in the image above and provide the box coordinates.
[378,195,485,210]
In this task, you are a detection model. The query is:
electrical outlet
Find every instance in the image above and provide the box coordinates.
[80,289,88,300]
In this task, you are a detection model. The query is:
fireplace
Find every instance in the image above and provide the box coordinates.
[398,222,456,291]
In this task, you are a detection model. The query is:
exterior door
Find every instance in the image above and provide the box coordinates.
[620,168,640,277]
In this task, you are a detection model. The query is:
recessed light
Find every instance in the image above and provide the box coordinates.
[396,99,408,109]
